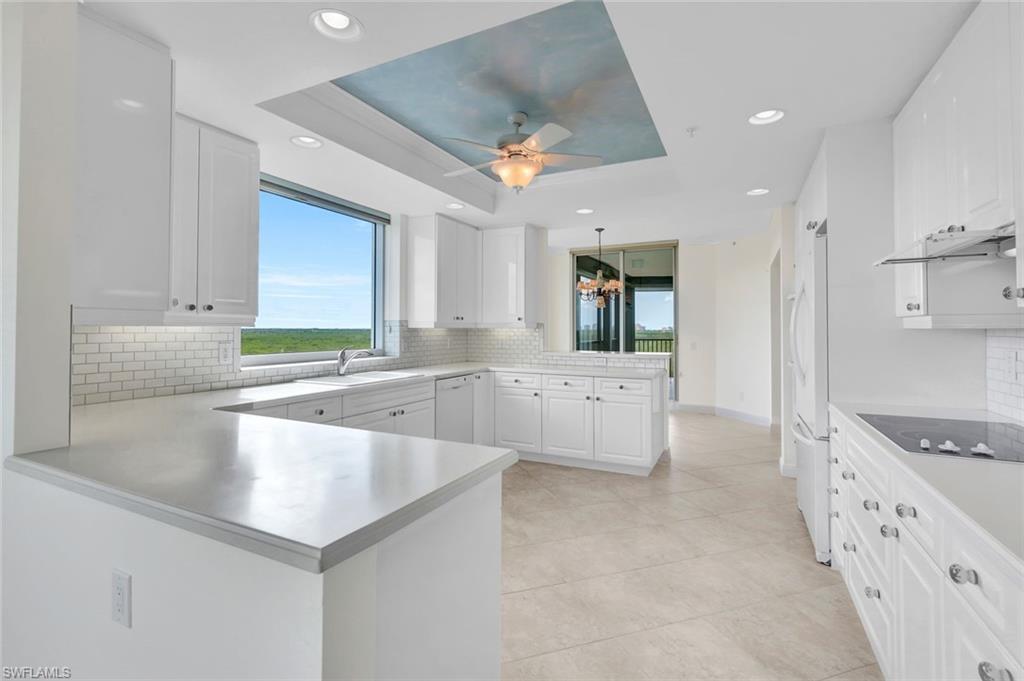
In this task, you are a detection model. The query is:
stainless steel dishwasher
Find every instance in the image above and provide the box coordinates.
[435,374,474,443]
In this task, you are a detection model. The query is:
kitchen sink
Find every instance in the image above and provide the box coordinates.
[299,371,422,387]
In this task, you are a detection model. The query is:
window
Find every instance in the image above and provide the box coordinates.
[240,177,387,367]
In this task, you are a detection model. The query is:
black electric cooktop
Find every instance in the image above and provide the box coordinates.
[857,413,1024,463]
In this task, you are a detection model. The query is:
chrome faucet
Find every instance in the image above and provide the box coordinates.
[337,347,374,376]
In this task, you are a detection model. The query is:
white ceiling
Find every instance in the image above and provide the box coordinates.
[90,0,975,251]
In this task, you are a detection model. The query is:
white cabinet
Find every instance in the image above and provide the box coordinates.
[479,225,546,328]
[892,96,927,317]
[343,407,396,434]
[894,524,944,681]
[408,214,479,328]
[168,115,259,324]
[944,587,1024,681]
[494,387,542,454]
[394,400,436,439]
[541,391,594,460]
[594,393,651,465]
[73,12,172,321]
[472,372,494,446]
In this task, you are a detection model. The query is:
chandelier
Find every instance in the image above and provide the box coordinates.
[576,227,623,309]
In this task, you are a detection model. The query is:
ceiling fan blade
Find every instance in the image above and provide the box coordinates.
[442,137,505,156]
[540,152,602,170]
[443,160,496,177]
[522,123,572,152]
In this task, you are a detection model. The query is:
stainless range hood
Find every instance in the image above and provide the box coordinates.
[875,223,1015,266]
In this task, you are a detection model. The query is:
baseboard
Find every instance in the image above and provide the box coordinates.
[779,461,798,478]
[671,402,715,414]
[713,406,772,427]
[517,451,656,477]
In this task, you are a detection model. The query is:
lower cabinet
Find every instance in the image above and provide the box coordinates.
[894,525,944,681]
[472,372,494,446]
[541,391,594,460]
[594,393,651,465]
[341,399,435,437]
[342,407,396,434]
[494,387,542,454]
[944,586,1024,681]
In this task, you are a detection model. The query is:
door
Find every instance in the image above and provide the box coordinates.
[196,126,259,318]
[541,391,594,460]
[436,376,474,443]
[456,223,480,325]
[893,98,927,317]
[594,393,650,465]
[894,533,943,681]
[395,400,436,439]
[435,216,459,325]
[494,387,541,453]
[169,116,200,315]
[948,2,1014,232]
[342,407,395,434]
[472,373,494,446]
[481,228,525,325]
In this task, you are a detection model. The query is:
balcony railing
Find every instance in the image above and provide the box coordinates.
[634,337,674,354]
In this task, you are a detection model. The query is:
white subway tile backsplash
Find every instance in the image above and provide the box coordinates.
[986,329,1024,422]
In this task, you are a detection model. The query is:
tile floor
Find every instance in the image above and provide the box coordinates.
[501,411,882,681]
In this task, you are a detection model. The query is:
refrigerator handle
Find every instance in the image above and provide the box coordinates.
[791,419,816,446]
[788,283,807,385]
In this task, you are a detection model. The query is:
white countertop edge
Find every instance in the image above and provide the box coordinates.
[830,402,1024,566]
[5,449,518,574]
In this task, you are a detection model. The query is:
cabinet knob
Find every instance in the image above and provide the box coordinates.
[949,563,979,585]
[203,304,214,311]
[842,470,855,481]
[563,381,570,386]
[595,396,601,402]
[830,456,839,464]
[400,409,405,415]
[895,502,917,518]
[978,662,1013,681]
[862,499,879,511]
[618,384,625,390]
[186,304,197,311]
[314,408,325,416]
[516,316,523,321]
[829,511,840,518]
[906,302,920,311]
[827,487,839,495]
[879,524,899,539]
[533,392,539,397]
[842,542,856,552]
[864,586,881,600]
[1002,286,1024,300]
[513,379,520,384]
[585,396,591,400]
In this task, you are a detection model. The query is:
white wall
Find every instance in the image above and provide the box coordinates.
[544,251,572,353]
[676,244,717,409]
[712,230,778,425]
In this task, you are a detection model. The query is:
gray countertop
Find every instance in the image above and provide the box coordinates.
[831,402,1024,562]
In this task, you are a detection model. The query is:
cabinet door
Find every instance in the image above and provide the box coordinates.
[494,387,542,453]
[74,14,172,313]
[594,393,651,465]
[894,533,944,681]
[342,407,395,434]
[921,62,955,239]
[456,223,481,325]
[893,99,927,317]
[169,116,200,314]
[943,585,1023,681]
[472,373,494,446]
[541,391,594,460]
[395,399,436,439]
[481,228,525,326]
[196,127,259,318]
[435,216,459,325]
[949,2,1014,232]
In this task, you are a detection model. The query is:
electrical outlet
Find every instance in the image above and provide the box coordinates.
[112,569,132,628]
[218,342,233,365]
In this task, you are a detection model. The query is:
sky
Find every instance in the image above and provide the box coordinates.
[635,291,674,330]
[255,191,373,329]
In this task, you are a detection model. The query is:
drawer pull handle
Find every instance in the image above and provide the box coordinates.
[949,563,979,586]
[842,542,856,553]
[314,408,325,416]
[978,662,1013,681]
[864,586,881,600]
[830,457,839,464]
[841,470,855,481]
[829,511,840,518]
[895,503,917,518]
[827,487,839,495]
[862,500,879,511]
[880,524,899,539]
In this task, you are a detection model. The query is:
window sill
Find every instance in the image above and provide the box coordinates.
[240,359,337,373]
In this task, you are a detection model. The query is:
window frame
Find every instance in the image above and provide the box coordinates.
[240,176,387,368]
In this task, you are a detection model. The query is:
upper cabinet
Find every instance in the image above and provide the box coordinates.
[480,225,547,328]
[408,214,480,328]
[167,116,260,325]
[889,0,1022,328]
[73,12,172,322]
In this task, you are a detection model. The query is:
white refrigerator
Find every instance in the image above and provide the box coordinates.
[789,218,832,564]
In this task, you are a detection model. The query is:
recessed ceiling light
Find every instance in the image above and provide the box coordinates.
[576,208,595,215]
[310,9,363,40]
[113,98,145,112]
[446,202,465,210]
[748,109,785,125]
[291,135,323,149]
[746,188,770,196]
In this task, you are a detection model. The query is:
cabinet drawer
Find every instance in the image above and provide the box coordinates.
[250,404,287,419]
[596,378,651,396]
[542,374,594,393]
[846,468,897,591]
[287,396,343,423]
[495,372,541,389]
[847,545,894,677]
[943,515,1024,660]
[343,380,436,418]
[844,424,893,501]
[891,468,947,566]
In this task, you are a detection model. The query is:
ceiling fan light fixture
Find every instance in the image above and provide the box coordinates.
[492,156,542,192]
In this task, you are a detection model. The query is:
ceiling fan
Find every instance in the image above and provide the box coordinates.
[442,112,602,192]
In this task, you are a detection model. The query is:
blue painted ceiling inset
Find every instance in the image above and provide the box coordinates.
[331,1,665,178]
